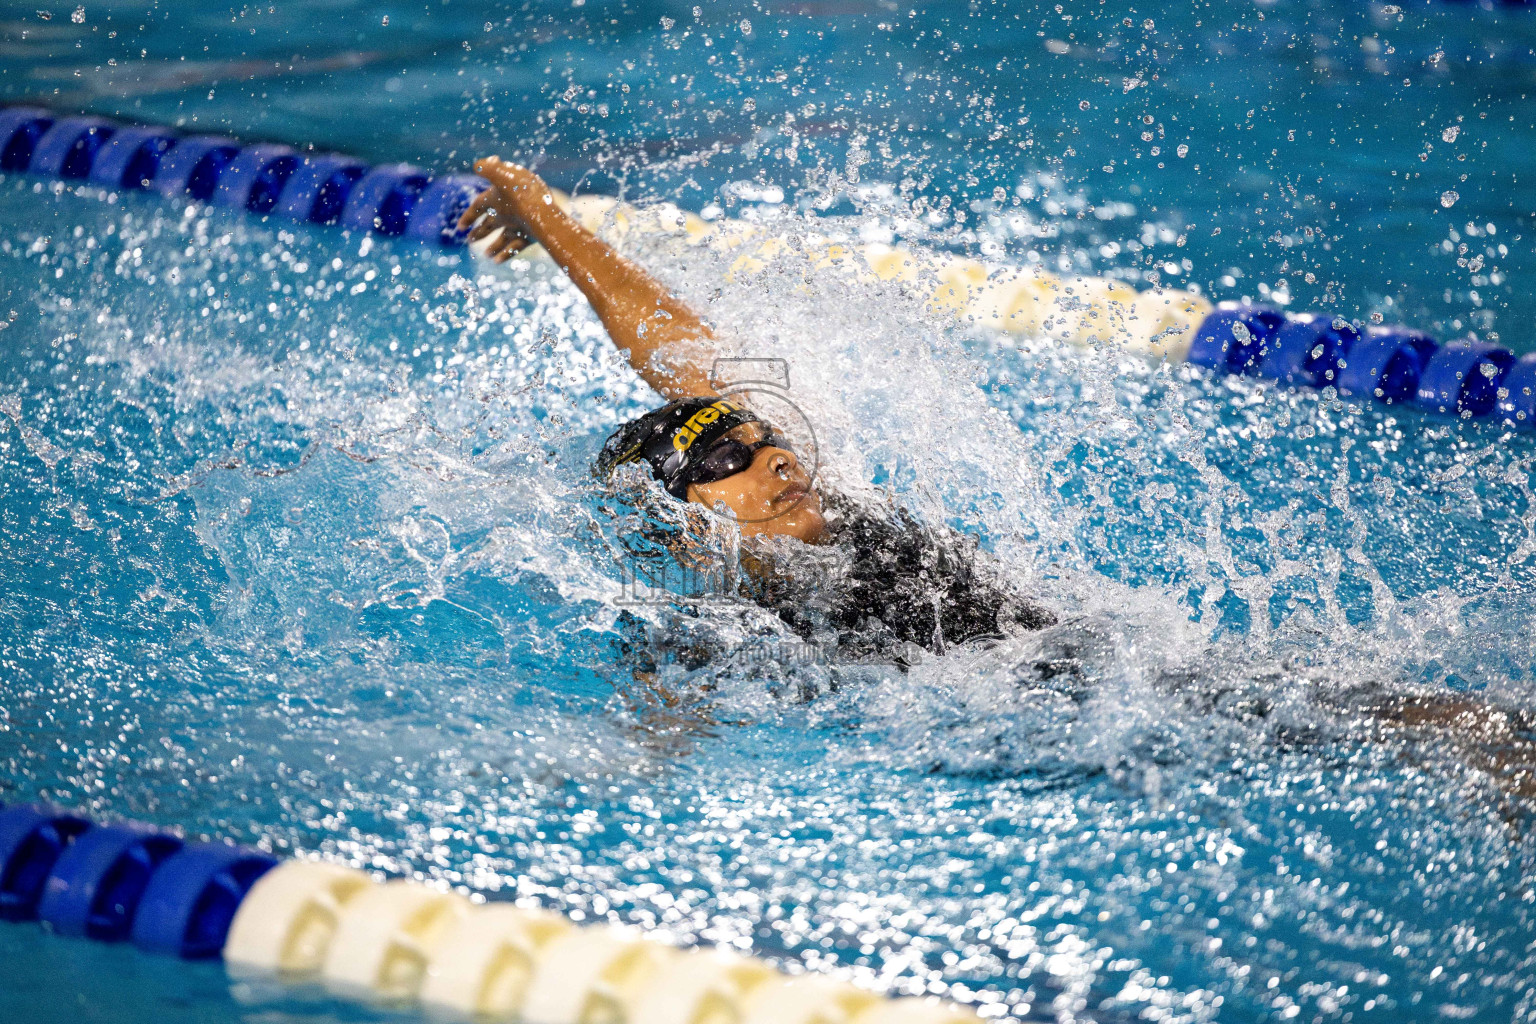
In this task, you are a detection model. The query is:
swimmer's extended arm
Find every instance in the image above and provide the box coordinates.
[459,158,717,401]
[1359,693,1536,804]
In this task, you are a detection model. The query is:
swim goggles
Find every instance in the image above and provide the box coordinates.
[670,429,794,497]
[596,396,797,500]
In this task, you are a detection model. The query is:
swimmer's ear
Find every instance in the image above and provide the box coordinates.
[666,501,737,576]
[666,509,712,571]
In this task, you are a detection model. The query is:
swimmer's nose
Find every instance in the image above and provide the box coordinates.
[767,448,804,482]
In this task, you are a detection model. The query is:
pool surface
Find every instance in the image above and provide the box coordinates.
[4,2,1536,1022]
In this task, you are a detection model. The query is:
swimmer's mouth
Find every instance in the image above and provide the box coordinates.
[773,485,808,506]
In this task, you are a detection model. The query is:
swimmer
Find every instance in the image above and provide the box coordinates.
[459,156,1055,666]
[460,159,1536,805]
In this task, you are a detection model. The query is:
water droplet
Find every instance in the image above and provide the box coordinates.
[1440,190,1460,208]
[1176,144,1189,158]
[1442,125,1460,144]
[70,5,83,22]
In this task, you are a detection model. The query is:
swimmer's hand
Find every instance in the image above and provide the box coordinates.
[458,154,720,399]
[457,157,550,262]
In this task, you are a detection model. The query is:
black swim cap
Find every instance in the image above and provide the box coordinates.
[596,396,764,498]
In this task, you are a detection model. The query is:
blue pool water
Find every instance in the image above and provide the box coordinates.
[4,2,1536,1022]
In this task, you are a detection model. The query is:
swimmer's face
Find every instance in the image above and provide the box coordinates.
[685,422,826,544]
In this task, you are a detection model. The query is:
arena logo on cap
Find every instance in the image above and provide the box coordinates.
[671,397,746,452]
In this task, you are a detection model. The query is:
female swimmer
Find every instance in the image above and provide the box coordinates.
[459,157,1053,667]
[458,159,1536,800]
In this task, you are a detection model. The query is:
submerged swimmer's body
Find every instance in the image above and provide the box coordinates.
[460,159,1536,802]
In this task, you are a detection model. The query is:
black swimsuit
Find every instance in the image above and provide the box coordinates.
[618,491,1055,685]
[741,492,1056,666]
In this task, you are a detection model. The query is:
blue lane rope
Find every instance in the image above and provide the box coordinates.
[0,801,995,1024]
[0,802,274,959]
[1188,303,1535,426]
[2,105,1532,427]
[0,106,482,244]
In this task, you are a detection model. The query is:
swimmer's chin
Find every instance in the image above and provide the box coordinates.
[743,503,827,545]
[785,511,828,544]
[778,490,828,543]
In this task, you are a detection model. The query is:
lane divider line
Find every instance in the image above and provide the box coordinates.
[0,801,984,1024]
[502,175,1530,431]
[4,105,1523,429]
[0,106,479,244]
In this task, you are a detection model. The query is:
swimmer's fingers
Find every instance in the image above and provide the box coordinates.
[460,192,527,235]
[469,225,530,262]
[487,231,531,263]
[474,156,540,196]
[454,189,497,233]
[460,164,539,260]
[465,213,505,244]
[460,193,516,241]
